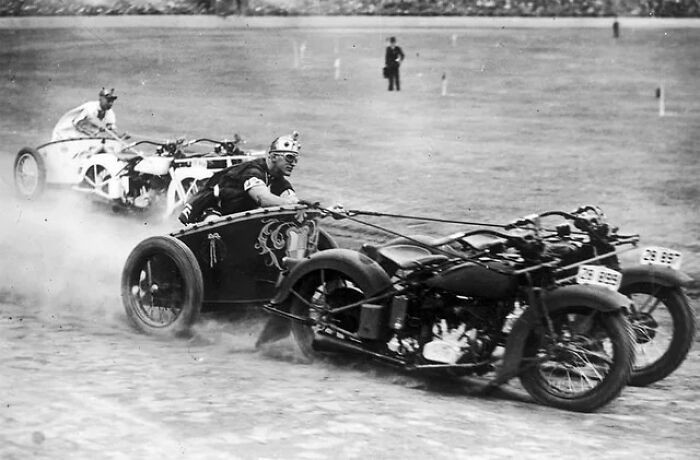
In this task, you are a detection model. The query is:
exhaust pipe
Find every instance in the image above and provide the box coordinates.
[312,334,405,367]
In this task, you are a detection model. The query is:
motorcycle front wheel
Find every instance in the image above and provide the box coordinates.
[620,283,696,386]
[519,307,634,412]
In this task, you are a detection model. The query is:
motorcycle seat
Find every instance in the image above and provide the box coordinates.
[460,234,508,251]
[114,152,141,162]
[373,244,449,270]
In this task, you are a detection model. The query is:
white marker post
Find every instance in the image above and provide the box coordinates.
[451,34,458,47]
[657,84,666,117]
[334,58,341,80]
[299,42,307,63]
[292,39,300,69]
[441,72,448,96]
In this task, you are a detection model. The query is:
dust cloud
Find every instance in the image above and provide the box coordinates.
[0,189,170,327]
[0,184,284,350]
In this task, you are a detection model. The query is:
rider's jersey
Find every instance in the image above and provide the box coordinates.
[51,101,116,141]
[214,157,294,215]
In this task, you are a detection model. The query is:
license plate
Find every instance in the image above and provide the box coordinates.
[639,246,682,270]
[576,265,622,291]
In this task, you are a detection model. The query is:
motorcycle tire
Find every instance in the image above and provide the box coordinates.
[289,269,368,361]
[519,309,634,413]
[620,283,696,386]
[254,229,339,350]
[121,235,203,337]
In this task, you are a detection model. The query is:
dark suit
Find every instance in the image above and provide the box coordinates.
[385,45,405,91]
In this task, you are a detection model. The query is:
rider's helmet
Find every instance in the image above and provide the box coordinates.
[98,88,118,101]
[268,131,301,157]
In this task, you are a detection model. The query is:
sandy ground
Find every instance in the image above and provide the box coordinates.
[1,23,699,458]
[1,193,699,459]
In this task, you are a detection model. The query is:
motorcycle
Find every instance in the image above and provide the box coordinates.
[504,205,696,386]
[265,207,636,412]
[74,132,264,217]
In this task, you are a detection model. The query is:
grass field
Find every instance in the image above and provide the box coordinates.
[1,21,700,458]
[2,24,699,277]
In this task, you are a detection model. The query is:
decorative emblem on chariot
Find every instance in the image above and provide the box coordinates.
[255,216,319,270]
[202,232,226,268]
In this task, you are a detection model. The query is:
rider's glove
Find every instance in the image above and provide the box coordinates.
[328,203,347,220]
[178,203,192,225]
[297,199,320,208]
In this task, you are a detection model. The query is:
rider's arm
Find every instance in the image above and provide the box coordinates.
[244,177,299,207]
[72,105,100,136]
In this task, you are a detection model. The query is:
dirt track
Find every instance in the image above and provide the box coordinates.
[1,22,700,459]
[1,193,699,459]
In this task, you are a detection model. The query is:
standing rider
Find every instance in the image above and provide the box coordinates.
[178,131,301,224]
[51,88,122,141]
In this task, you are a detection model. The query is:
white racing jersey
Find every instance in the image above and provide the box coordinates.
[51,101,116,141]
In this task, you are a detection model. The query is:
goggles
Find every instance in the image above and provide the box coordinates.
[275,152,299,164]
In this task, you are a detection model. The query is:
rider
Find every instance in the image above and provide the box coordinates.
[51,88,120,141]
[178,131,301,224]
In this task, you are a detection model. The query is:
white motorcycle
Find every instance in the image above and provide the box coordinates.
[14,125,265,218]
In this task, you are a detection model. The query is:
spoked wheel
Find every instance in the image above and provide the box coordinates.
[254,230,341,349]
[620,283,696,386]
[121,236,203,336]
[82,164,112,196]
[165,177,200,218]
[13,148,46,199]
[290,270,366,361]
[519,307,634,412]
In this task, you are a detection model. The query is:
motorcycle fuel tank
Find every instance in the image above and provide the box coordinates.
[425,261,518,299]
[134,156,173,176]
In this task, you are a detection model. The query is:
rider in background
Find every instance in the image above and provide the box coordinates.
[51,88,120,141]
[179,131,301,224]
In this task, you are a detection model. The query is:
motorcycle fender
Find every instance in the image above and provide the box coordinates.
[269,248,393,306]
[621,265,693,289]
[317,228,339,250]
[491,285,632,387]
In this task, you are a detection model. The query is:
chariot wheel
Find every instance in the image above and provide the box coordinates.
[13,148,46,200]
[82,164,112,195]
[121,235,203,337]
[621,283,696,386]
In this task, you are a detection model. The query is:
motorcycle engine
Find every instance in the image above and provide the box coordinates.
[386,294,499,365]
[422,319,485,365]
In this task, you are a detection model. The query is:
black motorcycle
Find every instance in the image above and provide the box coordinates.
[504,205,696,386]
[266,212,636,412]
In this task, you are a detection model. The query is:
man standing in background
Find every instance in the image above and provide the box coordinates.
[385,36,405,91]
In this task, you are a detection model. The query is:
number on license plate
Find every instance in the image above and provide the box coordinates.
[575,265,622,291]
[639,246,682,270]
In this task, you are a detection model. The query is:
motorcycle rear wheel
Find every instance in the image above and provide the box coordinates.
[519,308,634,412]
[290,269,366,361]
[620,283,696,386]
